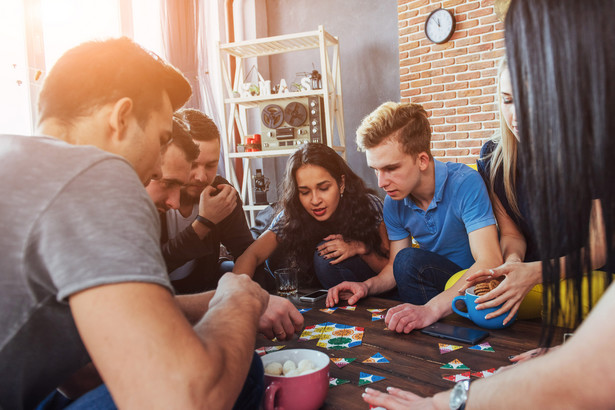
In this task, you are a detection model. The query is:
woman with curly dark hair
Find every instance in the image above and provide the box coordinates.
[233,143,389,288]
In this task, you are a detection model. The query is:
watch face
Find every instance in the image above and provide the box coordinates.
[425,8,456,44]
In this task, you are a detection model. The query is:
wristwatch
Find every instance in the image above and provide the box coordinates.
[449,380,470,410]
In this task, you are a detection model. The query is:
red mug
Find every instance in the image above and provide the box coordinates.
[261,349,329,410]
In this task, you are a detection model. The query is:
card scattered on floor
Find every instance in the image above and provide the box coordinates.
[371,313,385,321]
[330,357,356,368]
[440,359,469,370]
[338,305,356,311]
[442,372,471,382]
[363,353,390,363]
[471,368,496,378]
[367,309,386,313]
[255,345,285,356]
[298,308,312,314]
[319,307,338,314]
[316,323,364,350]
[329,377,350,387]
[469,342,495,352]
[358,372,386,386]
[438,343,463,354]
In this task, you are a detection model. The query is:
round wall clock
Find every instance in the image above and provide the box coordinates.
[425,8,456,44]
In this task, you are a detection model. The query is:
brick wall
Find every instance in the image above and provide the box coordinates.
[398,0,505,163]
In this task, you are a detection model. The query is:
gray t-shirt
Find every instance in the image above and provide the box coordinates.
[0,135,172,409]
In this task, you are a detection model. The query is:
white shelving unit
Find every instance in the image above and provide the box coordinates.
[217,25,345,225]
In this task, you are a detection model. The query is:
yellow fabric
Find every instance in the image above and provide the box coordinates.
[466,163,478,170]
[444,269,611,323]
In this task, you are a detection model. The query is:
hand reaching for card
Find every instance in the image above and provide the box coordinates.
[258,295,304,341]
[326,281,369,307]
[385,303,439,334]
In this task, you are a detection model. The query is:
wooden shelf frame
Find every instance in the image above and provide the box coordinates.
[217,25,345,225]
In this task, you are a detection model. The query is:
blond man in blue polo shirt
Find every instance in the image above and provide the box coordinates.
[326,102,502,334]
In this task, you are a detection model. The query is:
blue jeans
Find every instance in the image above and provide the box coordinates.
[393,247,462,305]
[37,352,264,410]
[313,247,378,289]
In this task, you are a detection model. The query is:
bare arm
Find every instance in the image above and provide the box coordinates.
[232,230,279,278]
[69,274,268,409]
[492,196,527,263]
[358,221,391,272]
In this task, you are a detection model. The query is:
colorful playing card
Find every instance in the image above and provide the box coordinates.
[440,359,470,370]
[442,372,471,382]
[299,322,332,341]
[358,372,386,386]
[317,323,364,350]
[439,343,463,354]
[371,313,385,321]
[367,309,386,313]
[329,377,350,387]
[471,368,496,378]
[363,353,390,363]
[298,308,312,314]
[330,357,356,368]
[469,342,495,352]
[319,307,338,314]
[338,305,357,311]
[255,345,285,356]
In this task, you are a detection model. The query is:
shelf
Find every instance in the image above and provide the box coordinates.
[225,90,327,108]
[229,145,346,159]
[219,28,338,58]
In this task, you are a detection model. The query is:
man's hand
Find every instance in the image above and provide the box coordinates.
[198,184,237,224]
[317,234,365,265]
[385,303,439,334]
[362,386,448,410]
[209,272,269,318]
[258,295,304,341]
[326,281,369,307]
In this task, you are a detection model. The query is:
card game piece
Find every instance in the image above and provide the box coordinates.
[317,323,364,350]
[320,307,338,314]
[329,377,350,387]
[469,342,495,352]
[371,313,385,321]
[330,357,356,368]
[299,322,332,341]
[298,308,312,314]
[370,407,387,410]
[338,305,357,311]
[367,309,386,313]
[440,359,470,370]
[438,343,463,354]
[442,372,471,382]
[255,345,285,356]
[471,368,496,378]
[363,353,390,363]
[358,372,386,386]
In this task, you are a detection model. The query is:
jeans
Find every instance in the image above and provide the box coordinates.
[37,352,265,410]
[393,247,462,305]
[313,247,378,289]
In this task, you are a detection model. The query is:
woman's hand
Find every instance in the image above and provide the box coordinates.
[459,260,542,325]
[317,234,366,265]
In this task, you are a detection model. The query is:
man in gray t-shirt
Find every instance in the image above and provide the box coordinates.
[0,38,301,410]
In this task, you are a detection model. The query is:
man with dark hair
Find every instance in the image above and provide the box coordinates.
[146,119,199,214]
[327,102,502,334]
[0,37,295,409]
[162,108,275,293]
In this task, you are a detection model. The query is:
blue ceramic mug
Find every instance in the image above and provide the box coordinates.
[451,286,517,330]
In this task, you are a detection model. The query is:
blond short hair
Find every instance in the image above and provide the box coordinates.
[356,102,432,158]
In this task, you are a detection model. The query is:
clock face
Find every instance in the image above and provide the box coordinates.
[425,8,456,44]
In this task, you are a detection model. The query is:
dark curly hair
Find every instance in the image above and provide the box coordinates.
[275,143,386,283]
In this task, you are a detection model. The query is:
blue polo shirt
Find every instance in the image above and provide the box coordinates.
[384,160,495,269]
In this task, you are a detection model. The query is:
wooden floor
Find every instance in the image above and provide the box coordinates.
[256,294,563,409]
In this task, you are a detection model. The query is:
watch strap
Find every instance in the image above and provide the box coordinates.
[196,215,216,230]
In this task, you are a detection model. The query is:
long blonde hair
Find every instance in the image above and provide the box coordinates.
[488,58,520,216]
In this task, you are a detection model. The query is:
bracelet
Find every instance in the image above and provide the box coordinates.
[195,215,216,230]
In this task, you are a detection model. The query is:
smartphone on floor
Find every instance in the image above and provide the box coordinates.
[420,322,489,345]
[299,289,328,303]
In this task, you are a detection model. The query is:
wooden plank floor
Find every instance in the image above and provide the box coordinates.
[256,294,562,409]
